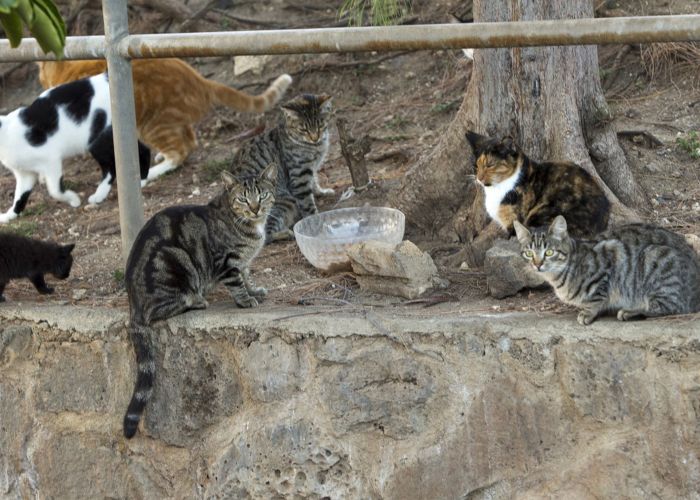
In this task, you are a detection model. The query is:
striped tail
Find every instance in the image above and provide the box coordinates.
[123,322,155,439]
[209,74,293,113]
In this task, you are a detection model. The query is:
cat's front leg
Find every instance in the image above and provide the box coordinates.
[0,282,6,302]
[45,169,80,208]
[30,274,54,295]
[243,268,267,298]
[312,172,335,197]
[290,181,318,218]
[222,266,259,308]
[0,171,37,223]
[265,195,298,243]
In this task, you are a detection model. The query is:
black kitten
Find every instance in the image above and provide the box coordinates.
[0,232,75,301]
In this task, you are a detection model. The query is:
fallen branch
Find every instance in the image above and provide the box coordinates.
[617,130,663,148]
[179,0,218,32]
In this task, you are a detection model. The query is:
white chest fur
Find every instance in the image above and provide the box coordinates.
[481,167,521,229]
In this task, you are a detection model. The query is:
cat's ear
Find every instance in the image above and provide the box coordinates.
[513,220,531,245]
[465,130,487,151]
[548,215,569,239]
[318,94,333,112]
[221,170,239,189]
[61,243,75,254]
[260,163,277,183]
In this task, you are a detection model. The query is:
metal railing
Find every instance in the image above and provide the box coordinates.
[0,2,698,258]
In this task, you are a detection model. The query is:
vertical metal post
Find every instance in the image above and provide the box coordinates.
[102,0,144,262]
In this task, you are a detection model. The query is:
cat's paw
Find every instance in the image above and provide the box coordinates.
[0,295,5,303]
[140,179,149,188]
[39,286,54,295]
[235,295,259,308]
[577,310,597,326]
[0,212,17,224]
[314,186,336,197]
[66,192,81,208]
[617,309,643,321]
[87,193,104,205]
[154,152,165,163]
[266,229,294,243]
[248,286,268,298]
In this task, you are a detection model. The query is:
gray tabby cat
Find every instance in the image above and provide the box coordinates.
[122,165,276,439]
[514,215,700,325]
[228,93,334,242]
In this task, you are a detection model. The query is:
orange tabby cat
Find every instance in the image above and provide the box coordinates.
[37,58,292,184]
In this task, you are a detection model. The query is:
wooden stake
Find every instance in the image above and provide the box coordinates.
[337,117,371,191]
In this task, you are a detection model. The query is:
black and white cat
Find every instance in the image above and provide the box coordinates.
[0,73,151,223]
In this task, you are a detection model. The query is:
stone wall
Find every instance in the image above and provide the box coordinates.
[1,303,699,499]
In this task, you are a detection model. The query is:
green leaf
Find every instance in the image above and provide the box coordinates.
[28,2,63,58]
[0,10,23,47]
[0,0,19,15]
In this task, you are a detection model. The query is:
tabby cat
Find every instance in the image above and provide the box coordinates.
[122,165,276,438]
[227,93,334,242]
[37,59,292,184]
[514,216,700,325]
[0,73,151,222]
[466,131,609,237]
[0,232,74,301]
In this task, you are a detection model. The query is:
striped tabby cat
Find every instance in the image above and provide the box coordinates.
[466,131,609,237]
[228,93,334,242]
[122,165,276,438]
[514,216,700,325]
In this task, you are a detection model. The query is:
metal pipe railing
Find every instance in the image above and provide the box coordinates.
[0,15,698,62]
[103,0,144,261]
[0,12,698,258]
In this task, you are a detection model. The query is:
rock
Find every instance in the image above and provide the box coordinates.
[234,55,272,76]
[484,239,547,299]
[685,233,700,256]
[72,289,87,301]
[347,240,442,299]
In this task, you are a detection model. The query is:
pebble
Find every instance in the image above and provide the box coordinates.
[72,289,87,301]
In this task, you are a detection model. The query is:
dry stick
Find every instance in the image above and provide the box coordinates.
[237,51,411,90]
[336,117,371,191]
[179,0,219,32]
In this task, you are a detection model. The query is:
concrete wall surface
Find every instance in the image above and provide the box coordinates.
[0,303,699,499]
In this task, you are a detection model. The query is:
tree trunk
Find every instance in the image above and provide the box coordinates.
[391,0,644,243]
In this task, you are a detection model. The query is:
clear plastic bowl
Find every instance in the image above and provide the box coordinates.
[293,207,406,271]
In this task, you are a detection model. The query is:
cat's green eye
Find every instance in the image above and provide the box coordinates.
[545,249,554,257]
[523,250,534,258]
[261,192,270,200]
[236,196,247,203]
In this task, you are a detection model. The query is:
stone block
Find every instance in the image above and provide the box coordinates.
[347,240,442,299]
[206,418,369,499]
[36,342,108,413]
[318,345,436,437]
[237,336,302,403]
[143,338,243,446]
[0,326,33,367]
[484,239,547,299]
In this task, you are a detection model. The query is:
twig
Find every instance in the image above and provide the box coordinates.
[210,9,285,28]
[366,147,408,163]
[222,124,266,143]
[273,306,354,322]
[237,52,411,90]
[337,117,371,190]
[179,0,218,32]
[297,297,353,306]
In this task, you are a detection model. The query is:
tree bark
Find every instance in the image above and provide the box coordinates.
[391,0,644,241]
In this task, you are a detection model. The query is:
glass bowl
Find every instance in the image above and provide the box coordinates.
[293,207,406,272]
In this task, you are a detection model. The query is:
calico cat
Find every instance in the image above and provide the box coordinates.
[122,165,276,438]
[37,59,293,183]
[227,93,334,242]
[466,131,609,238]
[0,73,151,223]
[514,216,700,325]
[0,232,74,301]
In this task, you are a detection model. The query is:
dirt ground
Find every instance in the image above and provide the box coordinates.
[0,0,697,317]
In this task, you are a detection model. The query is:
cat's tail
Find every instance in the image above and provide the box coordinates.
[123,321,155,439]
[208,74,292,113]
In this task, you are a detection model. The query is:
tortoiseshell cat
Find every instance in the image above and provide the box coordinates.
[0,232,74,301]
[227,93,334,242]
[466,131,610,237]
[38,58,292,184]
[515,216,700,325]
[122,166,276,438]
